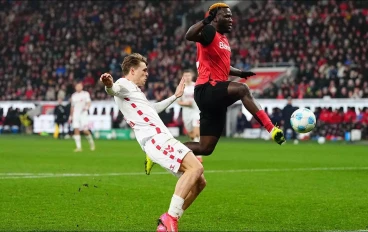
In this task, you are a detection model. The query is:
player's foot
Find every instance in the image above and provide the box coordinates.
[157,213,178,232]
[196,156,203,163]
[271,127,286,145]
[74,148,82,152]
[145,155,154,175]
[156,224,167,232]
[90,145,95,151]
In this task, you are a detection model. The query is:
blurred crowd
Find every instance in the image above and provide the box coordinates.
[0,0,367,102]
[251,0,368,99]
[0,0,198,101]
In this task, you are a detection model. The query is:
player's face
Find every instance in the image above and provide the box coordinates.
[75,83,83,92]
[217,8,233,33]
[132,62,148,87]
[182,72,193,84]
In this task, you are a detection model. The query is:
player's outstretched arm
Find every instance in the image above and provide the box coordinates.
[153,77,185,113]
[185,9,217,45]
[100,73,122,96]
[229,66,256,79]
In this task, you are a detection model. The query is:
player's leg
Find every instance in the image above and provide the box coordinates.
[157,152,203,232]
[182,174,206,210]
[146,135,204,231]
[184,82,230,156]
[71,115,82,151]
[73,128,82,152]
[184,110,224,156]
[227,82,285,144]
[81,114,95,151]
[184,116,202,161]
[191,117,202,162]
[191,114,200,142]
[83,129,95,151]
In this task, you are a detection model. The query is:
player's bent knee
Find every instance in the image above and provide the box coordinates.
[201,146,215,156]
[238,84,251,97]
[180,152,204,174]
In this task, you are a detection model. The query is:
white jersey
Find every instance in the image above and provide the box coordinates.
[106,78,173,148]
[180,82,200,119]
[71,91,91,116]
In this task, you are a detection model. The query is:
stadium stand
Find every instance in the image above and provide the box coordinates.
[0,0,366,101]
[0,0,367,139]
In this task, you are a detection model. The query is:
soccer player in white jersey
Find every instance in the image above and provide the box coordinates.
[68,83,95,152]
[100,53,206,232]
[177,70,202,163]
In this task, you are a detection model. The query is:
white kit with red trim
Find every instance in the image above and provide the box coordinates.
[106,78,173,148]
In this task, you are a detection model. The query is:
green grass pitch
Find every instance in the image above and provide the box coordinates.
[1,135,368,231]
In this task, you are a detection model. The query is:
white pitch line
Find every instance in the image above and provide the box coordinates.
[1,166,368,180]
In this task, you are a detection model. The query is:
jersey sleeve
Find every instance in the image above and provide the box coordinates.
[199,24,216,46]
[105,81,128,97]
[152,95,177,113]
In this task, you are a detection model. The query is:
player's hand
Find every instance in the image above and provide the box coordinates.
[68,116,72,124]
[203,8,218,25]
[174,77,185,98]
[100,73,113,88]
[239,71,256,79]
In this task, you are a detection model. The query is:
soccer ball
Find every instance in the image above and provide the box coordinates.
[290,108,316,133]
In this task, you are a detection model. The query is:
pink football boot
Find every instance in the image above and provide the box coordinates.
[156,213,178,232]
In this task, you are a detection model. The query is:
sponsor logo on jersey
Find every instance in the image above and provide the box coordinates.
[219,41,231,51]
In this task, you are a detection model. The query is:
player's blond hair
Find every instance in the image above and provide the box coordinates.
[121,53,147,76]
[208,2,229,11]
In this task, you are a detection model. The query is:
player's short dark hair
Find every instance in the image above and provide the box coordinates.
[121,53,147,76]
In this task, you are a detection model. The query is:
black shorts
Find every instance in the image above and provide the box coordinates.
[194,81,238,137]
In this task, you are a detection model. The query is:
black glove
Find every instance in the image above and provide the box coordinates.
[240,71,256,79]
[203,8,218,25]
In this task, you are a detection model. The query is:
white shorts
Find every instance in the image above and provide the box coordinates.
[183,114,200,133]
[72,113,89,130]
[143,133,191,177]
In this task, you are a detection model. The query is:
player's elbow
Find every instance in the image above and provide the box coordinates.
[185,29,197,42]
[185,32,193,41]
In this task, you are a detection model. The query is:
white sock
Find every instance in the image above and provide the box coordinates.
[86,134,95,148]
[74,135,81,149]
[168,194,184,219]
[193,137,200,142]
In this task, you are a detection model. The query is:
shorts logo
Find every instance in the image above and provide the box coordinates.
[169,164,175,170]
[178,149,183,154]
[165,145,174,153]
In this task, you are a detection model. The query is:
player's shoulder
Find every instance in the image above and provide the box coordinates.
[71,92,77,99]
[115,77,128,85]
[83,90,91,96]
